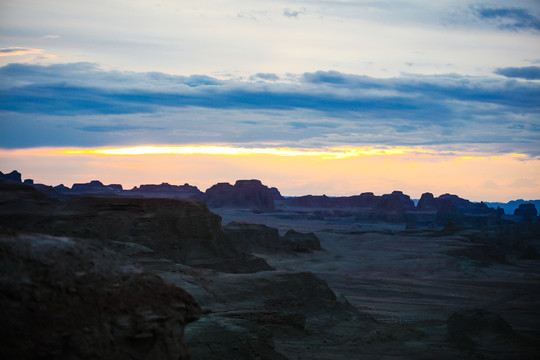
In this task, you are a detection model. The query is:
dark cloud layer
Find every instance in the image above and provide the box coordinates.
[0,63,539,156]
[251,73,280,81]
[474,7,540,32]
[0,47,31,54]
[495,66,540,80]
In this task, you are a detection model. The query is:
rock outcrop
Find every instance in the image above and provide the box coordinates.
[280,192,380,209]
[0,232,201,360]
[185,316,288,360]
[126,183,204,199]
[514,203,538,218]
[370,191,415,222]
[282,229,322,252]
[0,182,272,274]
[446,309,522,350]
[69,180,123,195]
[438,193,491,215]
[223,221,283,254]
[0,170,22,183]
[204,179,275,212]
[270,186,284,200]
[417,192,437,211]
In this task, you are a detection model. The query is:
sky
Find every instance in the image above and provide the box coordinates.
[0,0,539,201]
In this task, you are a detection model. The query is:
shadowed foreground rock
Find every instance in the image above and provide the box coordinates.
[223,221,283,254]
[447,309,526,351]
[0,232,202,360]
[0,182,273,273]
[282,229,322,252]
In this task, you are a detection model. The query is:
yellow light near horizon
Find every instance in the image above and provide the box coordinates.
[60,145,448,159]
[1,146,537,202]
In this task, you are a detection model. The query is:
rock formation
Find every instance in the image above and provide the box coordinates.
[204,179,275,212]
[270,186,284,200]
[514,203,538,218]
[438,193,491,214]
[0,170,22,183]
[435,199,463,226]
[370,191,415,222]
[280,192,380,209]
[223,221,283,254]
[70,180,123,195]
[0,182,272,274]
[417,192,437,211]
[0,232,201,360]
[127,182,204,199]
[446,309,522,350]
[282,229,322,252]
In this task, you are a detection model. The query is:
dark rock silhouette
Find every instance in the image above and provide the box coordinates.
[438,193,491,214]
[514,203,538,218]
[204,179,275,212]
[485,199,540,215]
[127,182,203,199]
[0,232,201,360]
[54,183,71,193]
[436,199,463,226]
[370,191,415,222]
[280,192,380,209]
[270,186,284,200]
[223,221,283,254]
[0,170,22,183]
[446,309,522,350]
[282,229,322,252]
[0,181,56,206]
[71,180,123,195]
[417,192,437,211]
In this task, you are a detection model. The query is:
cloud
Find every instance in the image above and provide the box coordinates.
[283,8,304,18]
[494,66,540,80]
[474,7,540,32]
[288,121,339,129]
[0,63,539,157]
[250,73,280,81]
[77,124,164,132]
[42,35,60,39]
[303,71,355,85]
[0,47,43,57]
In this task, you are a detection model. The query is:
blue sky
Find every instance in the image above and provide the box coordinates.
[0,0,539,199]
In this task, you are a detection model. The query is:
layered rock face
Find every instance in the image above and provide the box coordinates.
[0,233,202,360]
[204,179,275,212]
[0,182,272,273]
[223,221,283,254]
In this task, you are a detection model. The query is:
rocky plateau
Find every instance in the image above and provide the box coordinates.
[1,171,539,359]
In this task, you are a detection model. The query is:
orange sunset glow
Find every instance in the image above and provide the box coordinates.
[1,146,538,202]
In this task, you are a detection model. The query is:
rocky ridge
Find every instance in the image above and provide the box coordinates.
[0,232,201,360]
[0,181,272,274]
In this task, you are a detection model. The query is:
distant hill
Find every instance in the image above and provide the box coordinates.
[485,200,540,215]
